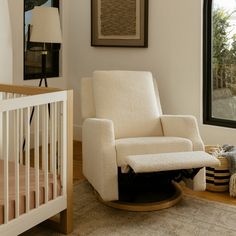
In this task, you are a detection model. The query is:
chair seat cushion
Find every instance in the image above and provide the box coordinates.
[115,137,193,168]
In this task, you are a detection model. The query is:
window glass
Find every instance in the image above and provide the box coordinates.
[203,0,236,128]
[212,0,236,121]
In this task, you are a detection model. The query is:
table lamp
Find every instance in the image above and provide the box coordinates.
[30,6,62,87]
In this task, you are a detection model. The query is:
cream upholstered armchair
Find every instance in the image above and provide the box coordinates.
[81,71,205,202]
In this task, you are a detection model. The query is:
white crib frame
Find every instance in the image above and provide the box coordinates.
[0,84,73,235]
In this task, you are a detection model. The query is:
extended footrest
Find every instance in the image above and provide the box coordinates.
[106,151,220,212]
[126,151,220,174]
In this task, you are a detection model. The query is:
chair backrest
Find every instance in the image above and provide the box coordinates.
[81,71,163,139]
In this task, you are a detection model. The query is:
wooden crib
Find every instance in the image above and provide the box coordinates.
[0,84,73,235]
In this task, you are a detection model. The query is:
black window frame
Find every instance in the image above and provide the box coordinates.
[203,0,236,128]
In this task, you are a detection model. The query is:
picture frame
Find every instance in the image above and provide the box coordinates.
[24,0,60,80]
[91,0,149,47]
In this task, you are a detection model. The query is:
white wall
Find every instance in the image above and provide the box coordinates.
[0,0,13,156]
[68,0,236,145]
[0,0,12,84]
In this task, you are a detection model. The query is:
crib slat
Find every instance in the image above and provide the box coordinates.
[20,107,23,164]
[41,106,45,171]
[58,102,61,180]
[34,106,40,208]
[53,103,57,198]
[25,107,30,213]
[50,116,52,173]
[59,102,63,194]
[42,105,49,203]
[50,103,57,198]
[50,104,55,173]
[3,111,9,223]
[15,109,20,218]
[62,101,67,196]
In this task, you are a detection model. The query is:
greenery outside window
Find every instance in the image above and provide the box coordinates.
[203,0,236,128]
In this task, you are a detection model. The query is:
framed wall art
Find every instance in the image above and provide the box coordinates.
[91,0,149,47]
[24,0,60,80]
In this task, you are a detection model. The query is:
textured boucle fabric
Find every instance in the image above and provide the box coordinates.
[82,118,118,201]
[92,71,163,139]
[115,136,192,168]
[126,151,220,173]
[80,76,163,122]
[161,115,204,151]
[81,71,207,201]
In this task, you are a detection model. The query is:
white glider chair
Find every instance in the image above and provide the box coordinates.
[81,71,215,207]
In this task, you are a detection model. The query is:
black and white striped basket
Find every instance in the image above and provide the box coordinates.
[205,145,230,192]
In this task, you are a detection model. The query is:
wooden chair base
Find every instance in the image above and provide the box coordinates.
[95,182,183,212]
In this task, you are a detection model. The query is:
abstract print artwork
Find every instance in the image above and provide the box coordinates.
[91,0,148,47]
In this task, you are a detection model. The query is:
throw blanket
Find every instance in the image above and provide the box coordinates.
[222,144,236,197]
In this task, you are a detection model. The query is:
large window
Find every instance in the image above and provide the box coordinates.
[203,0,236,128]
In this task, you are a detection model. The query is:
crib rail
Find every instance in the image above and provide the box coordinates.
[0,84,73,234]
[0,84,60,95]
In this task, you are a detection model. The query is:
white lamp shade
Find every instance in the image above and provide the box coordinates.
[30,6,62,43]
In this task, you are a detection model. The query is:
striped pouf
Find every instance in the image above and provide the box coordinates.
[205,145,230,192]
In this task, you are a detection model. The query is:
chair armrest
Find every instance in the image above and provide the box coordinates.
[82,118,118,201]
[160,115,204,151]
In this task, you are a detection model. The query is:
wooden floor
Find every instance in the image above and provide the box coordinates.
[74,141,236,206]
[73,141,84,182]
[183,185,236,205]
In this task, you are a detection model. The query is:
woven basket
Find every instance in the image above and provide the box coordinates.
[205,145,230,192]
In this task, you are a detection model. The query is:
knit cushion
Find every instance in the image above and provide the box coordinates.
[92,71,163,139]
[126,151,220,173]
[115,136,193,168]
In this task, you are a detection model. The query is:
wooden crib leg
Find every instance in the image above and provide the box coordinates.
[59,90,74,234]
[42,90,74,234]
[60,209,73,234]
[60,164,73,234]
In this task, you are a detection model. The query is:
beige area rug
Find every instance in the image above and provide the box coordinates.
[22,181,236,236]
